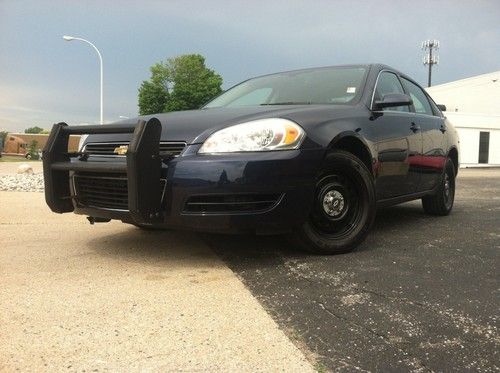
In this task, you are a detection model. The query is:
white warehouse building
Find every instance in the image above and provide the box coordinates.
[426,71,500,167]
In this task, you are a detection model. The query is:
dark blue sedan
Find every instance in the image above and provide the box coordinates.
[43,64,459,254]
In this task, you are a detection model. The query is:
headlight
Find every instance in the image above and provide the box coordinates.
[198,118,305,153]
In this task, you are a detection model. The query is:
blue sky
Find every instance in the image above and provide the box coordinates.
[1,0,499,132]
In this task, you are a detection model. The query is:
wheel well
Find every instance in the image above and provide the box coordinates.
[448,147,459,175]
[330,136,373,174]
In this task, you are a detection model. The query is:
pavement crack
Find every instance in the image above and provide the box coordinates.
[285,262,499,347]
[354,286,428,308]
[318,302,389,341]
[352,287,499,345]
[317,302,434,373]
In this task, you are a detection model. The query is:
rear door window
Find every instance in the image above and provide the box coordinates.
[401,78,434,116]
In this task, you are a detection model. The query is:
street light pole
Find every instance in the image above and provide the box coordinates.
[63,35,103,124]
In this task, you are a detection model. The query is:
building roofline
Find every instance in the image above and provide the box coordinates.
[428,71,500,90]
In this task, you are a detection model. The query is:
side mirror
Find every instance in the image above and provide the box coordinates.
[374,93,412,110]
[437,104,446,111]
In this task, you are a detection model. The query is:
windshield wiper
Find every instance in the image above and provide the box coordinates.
[260,101,312,105]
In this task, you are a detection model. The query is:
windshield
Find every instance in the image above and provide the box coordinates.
[204,66,367,108]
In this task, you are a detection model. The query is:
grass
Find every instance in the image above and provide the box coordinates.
[0,155,41,162]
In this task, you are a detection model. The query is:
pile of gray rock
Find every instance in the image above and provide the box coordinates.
[0,164,44,192]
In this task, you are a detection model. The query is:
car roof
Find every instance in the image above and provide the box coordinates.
[247,63,405,80]
[250,64,368,78]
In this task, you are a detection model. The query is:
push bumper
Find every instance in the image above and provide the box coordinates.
[43,119,164,225]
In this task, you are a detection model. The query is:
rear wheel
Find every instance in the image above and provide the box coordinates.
[422,158,456,215]
[293,150,376,254]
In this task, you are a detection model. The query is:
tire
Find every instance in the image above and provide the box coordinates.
[292,150,376,254]
[422,158,456,216]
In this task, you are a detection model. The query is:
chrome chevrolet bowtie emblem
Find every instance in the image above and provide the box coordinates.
[113,145,128,155]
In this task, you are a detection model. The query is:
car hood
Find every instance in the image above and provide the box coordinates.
[85,105,355,145]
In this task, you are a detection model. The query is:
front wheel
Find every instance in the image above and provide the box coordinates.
[292,150,376,255]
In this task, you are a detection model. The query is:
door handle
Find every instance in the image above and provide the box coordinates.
[439,124,447,133]
[410,122,420,132]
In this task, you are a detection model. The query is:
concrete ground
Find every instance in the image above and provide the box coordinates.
[0,192,313,371]
[0,166,498,372]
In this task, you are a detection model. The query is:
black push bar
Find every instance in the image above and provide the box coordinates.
[42,118,164,224]
[61,123,136,135]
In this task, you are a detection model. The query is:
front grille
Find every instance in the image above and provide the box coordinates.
[74,172,166,211]
[74,173,128,210]
[84,141,186,157]
[184,193,283,214]
[159,142,187,156]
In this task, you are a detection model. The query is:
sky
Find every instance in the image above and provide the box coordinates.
[1,0,499,132]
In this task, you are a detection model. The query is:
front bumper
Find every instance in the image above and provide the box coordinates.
[43,120,324,234]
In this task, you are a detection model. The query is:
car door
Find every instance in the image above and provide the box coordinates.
[400,78,446,192]
[371,71,422,199]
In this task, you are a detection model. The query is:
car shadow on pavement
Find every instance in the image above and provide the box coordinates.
[87,226,221,269]
[86,201,431,267]
[204,201,430,261]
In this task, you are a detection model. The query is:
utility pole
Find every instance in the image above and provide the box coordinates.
[422,39,439,87]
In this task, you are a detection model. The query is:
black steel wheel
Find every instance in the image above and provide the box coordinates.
[422,157,456,215]
[293,150,376,254]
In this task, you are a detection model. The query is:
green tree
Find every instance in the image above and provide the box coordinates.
[138,54,222,115]
[0,131,8,146]
[24,126,45,134]
[27,140,40,160]
[138,80,169,115]
[138,62,170,115]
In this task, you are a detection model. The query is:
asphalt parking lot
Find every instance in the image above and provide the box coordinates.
[209,169,500,372]
[1,167,499,372]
